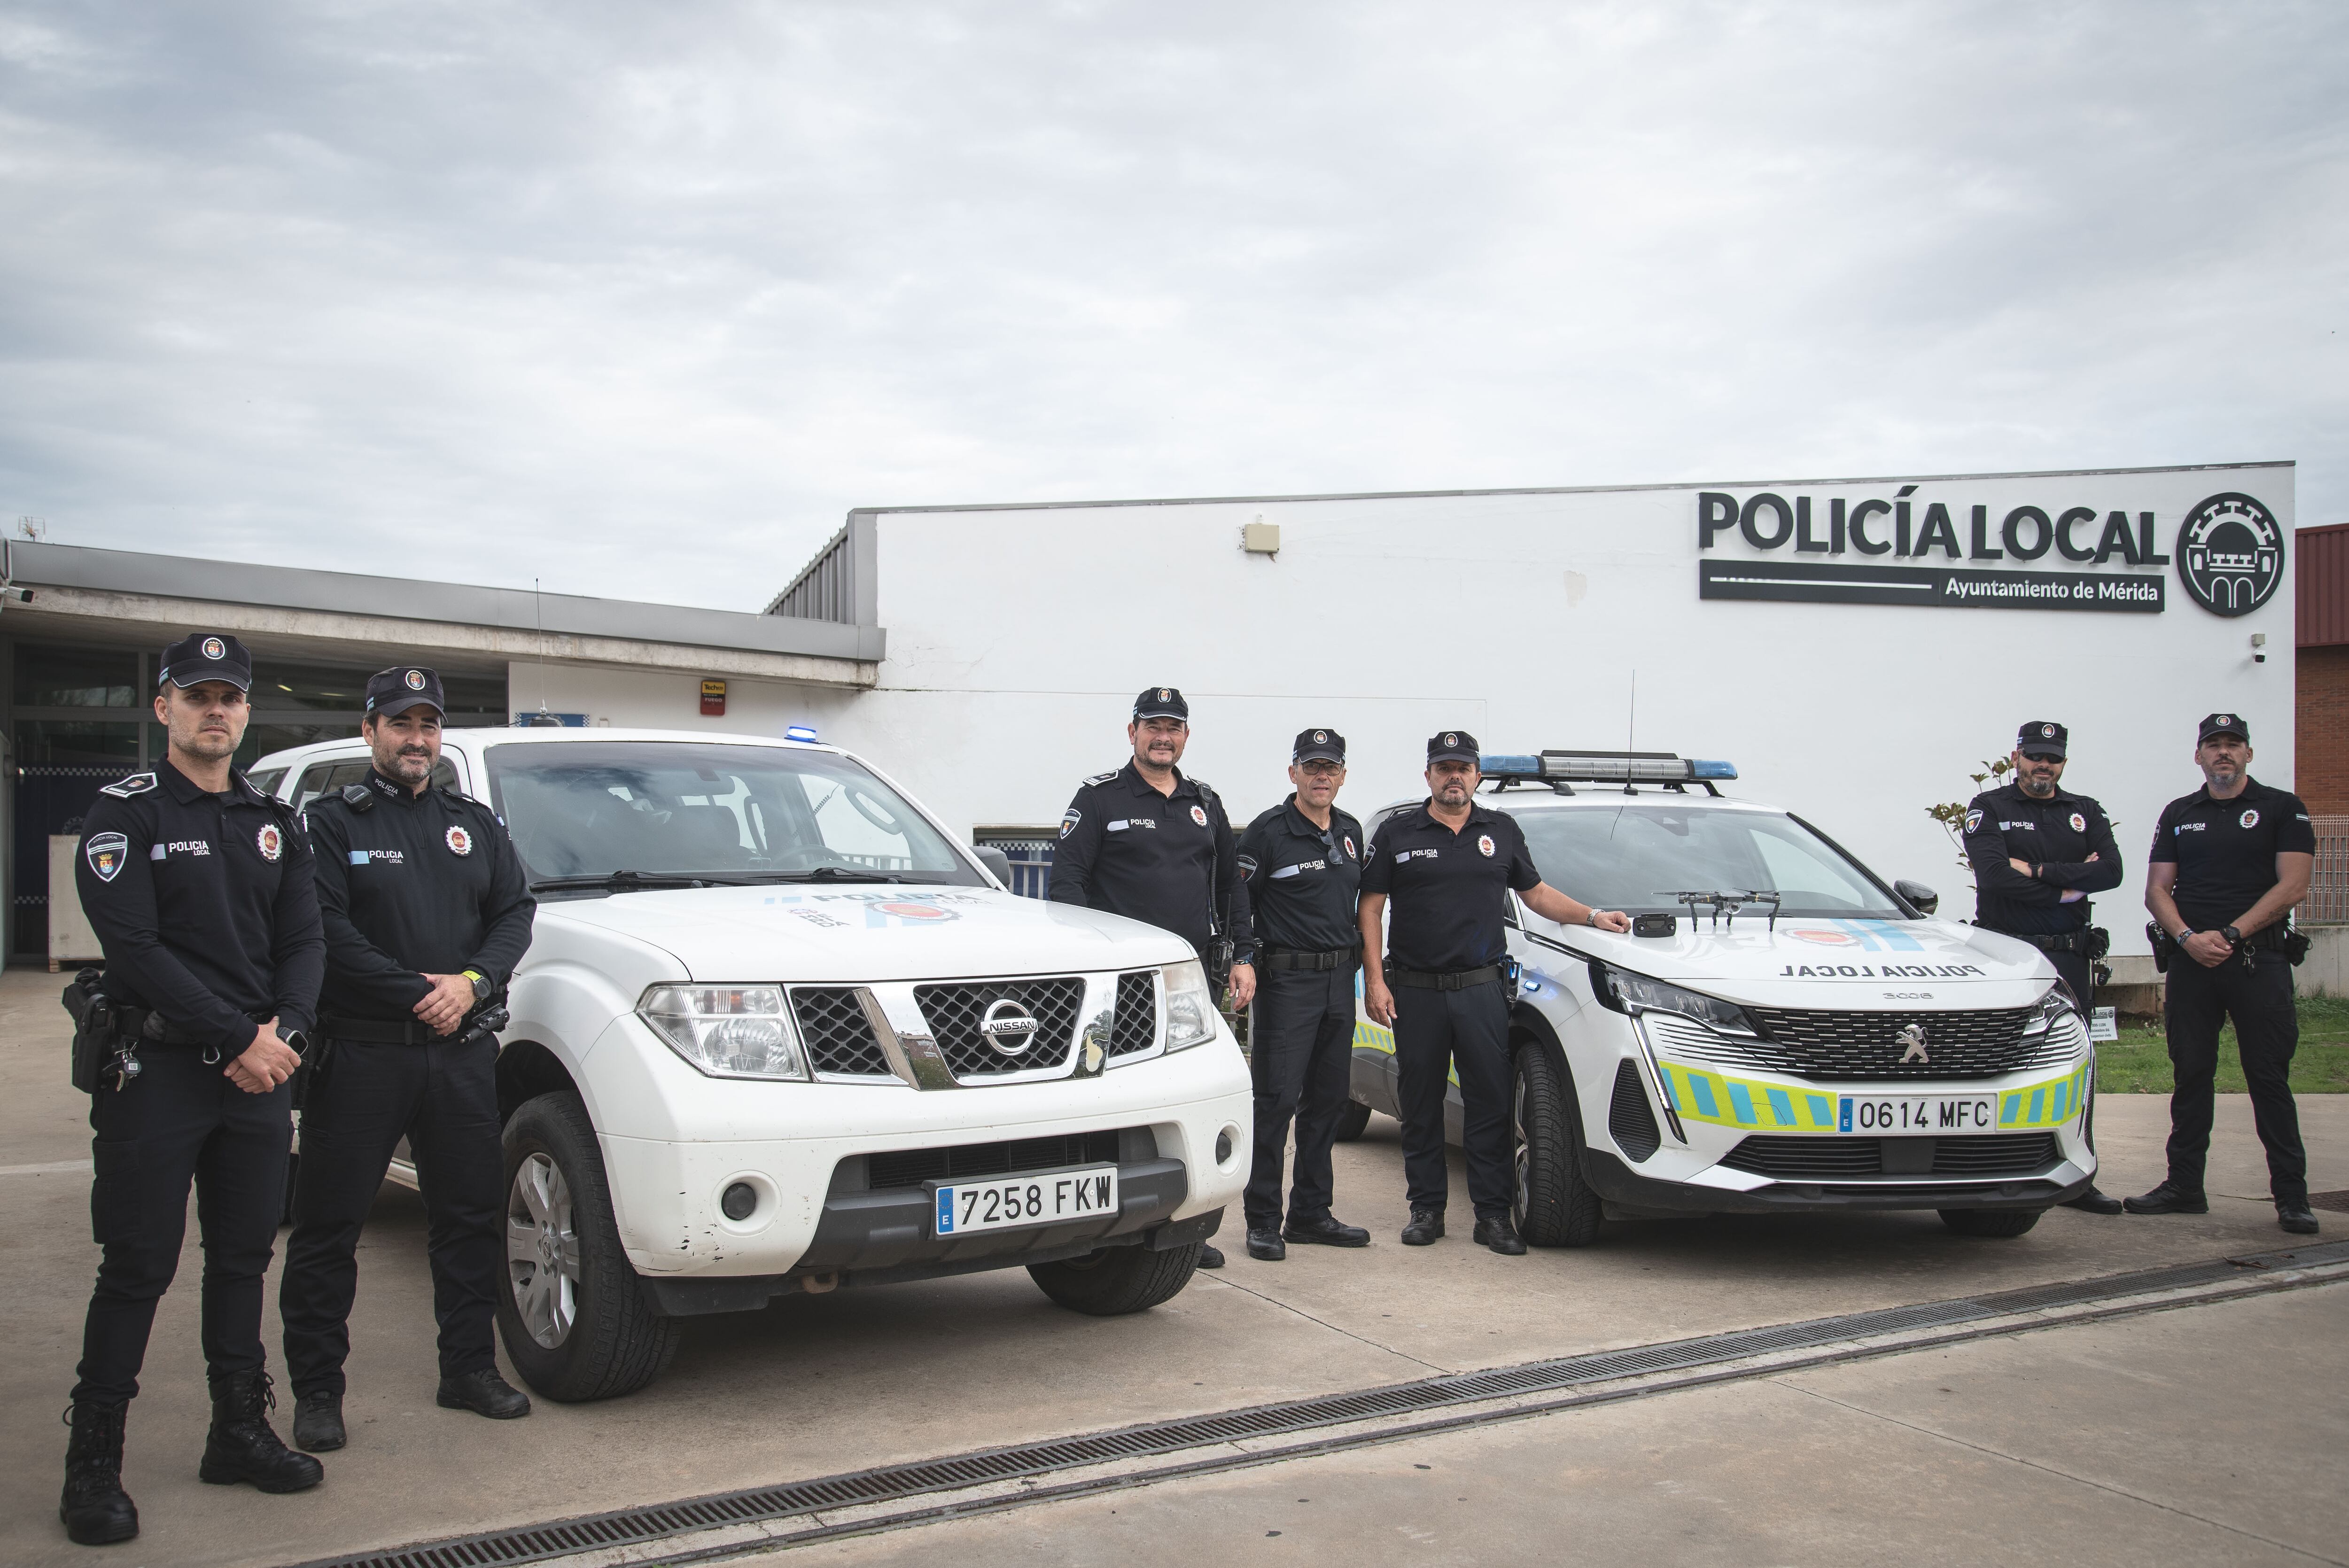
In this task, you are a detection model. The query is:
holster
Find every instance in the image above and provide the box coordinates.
[2284,927,2312,967]
[2145,921,2176,975]
[62,969,109,1095]
[1204,937,1236,1001]
[289,1035,335,1110]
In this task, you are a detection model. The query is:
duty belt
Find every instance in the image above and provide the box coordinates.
[1386,964,1503,991]
[319,1014,445,1045]
[1999,930,2090,954]
[1260,945,1362,972]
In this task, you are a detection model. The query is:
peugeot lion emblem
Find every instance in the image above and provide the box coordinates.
[1896,1024,1929,1064]
[979,999,1041,1057]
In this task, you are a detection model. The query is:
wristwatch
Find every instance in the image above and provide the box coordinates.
[463,969,493,1002]
[2220,926,2243,947]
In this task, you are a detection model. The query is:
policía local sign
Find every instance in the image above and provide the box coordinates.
[1694,485,2284,617]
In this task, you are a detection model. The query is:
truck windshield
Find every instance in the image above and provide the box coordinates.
[485,741,981,888]
[1515,805,1906,920]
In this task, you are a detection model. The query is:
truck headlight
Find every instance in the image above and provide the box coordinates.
[1162,960,1219,1053]
[2021,986,2077,1038]
[638,986,810,1080]
[1587,960,1758,1036]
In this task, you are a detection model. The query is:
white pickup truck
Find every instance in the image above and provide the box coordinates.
[253,727,1251,1400]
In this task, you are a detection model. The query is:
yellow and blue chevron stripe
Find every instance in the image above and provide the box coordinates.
[1655,1056,2091,1133]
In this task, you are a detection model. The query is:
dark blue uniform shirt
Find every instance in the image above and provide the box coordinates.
[74,760,324,1052]
[2148,777,2315,931]
[1961,781,2123,935]
[1236,796,1364,953]
[1360,800,1540,972]
[302,770,537,1022]
[1050,762,1253,961]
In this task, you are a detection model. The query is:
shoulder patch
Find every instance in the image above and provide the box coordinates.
[1083,771,1117,787]
[99,772,158,800]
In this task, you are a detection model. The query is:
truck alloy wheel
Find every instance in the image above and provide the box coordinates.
[494,1091,680,1401]
[508,1153,579,1348]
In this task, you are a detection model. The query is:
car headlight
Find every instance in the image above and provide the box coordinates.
[1162,959,1220,1052]
[1587,960,1757,1036]
[638,985,810,1079]
[2021,986,2077,1038]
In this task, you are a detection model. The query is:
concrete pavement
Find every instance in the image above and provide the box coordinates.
[0,968,2340,1567]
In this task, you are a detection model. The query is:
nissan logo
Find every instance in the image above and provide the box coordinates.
[979,998,1041,1056]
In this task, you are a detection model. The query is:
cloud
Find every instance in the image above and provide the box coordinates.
[0,0,2342,610]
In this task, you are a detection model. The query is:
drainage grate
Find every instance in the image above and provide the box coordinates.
[286,1238,2349,1568]
[2308,1189,2349,1214]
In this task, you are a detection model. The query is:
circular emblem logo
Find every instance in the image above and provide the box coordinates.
[202,637,225,660]
[256,824,282,862]
[2069,813,2086,833]
[405,668,426,690]
[2216,714,2234,728]
[876,901,955,921]
[2176,493,2285,618]
[1791,929,1859,946]
[2240,808,2260,830]
[1189,804,1208,827]
[1477,833,1495,857]
[1342,835,1355,859]
[445,825,473,856]
[2041,724,2056,738]
[1444,733,1458,747]
[979,998,1041,1056]
[1313,730,1327,744]
[1158,688,1170,701]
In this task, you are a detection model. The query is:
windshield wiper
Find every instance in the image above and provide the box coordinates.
[529,870,724,894]
[754,866,918,885]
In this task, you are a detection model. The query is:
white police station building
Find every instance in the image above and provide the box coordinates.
[3,460,2294,979]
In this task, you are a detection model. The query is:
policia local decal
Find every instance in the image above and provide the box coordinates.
[1695,486,2283,617]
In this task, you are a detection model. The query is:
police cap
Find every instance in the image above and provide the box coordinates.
[1133,686,1189,722]
[2016,720,2067,759]
[157,632,253,692]
[2198,711,2249,745]
[1427,729,1480,766]
[365,665,447,720]
[1293,728,1346,764]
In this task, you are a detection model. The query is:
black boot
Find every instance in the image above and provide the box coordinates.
[291,1390,346,1452]
[1472,1216,1527,1255]
[198,1370,323,1493]
[59,1400,138,1546]
[436,1369,531,1420]
[1400,1207,1445,1246]
[2061,1186,2124,1215]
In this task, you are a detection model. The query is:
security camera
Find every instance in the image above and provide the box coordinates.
[2252,631,2267,665]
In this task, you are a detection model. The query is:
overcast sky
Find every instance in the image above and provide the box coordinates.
[1,1,2342,612]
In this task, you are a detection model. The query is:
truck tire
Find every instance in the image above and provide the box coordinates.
[1029,1240,1199,1315]
[1513,1042,1603,1247]
[495,1091,680,1401]
[1332,1100,1372,1143]
[1938,1207,2045,1238]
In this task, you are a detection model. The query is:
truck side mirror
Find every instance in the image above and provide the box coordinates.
[973,845,1013,886]
[1894,879,1939,916]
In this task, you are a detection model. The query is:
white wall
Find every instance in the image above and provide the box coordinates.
[803,463,2294,959]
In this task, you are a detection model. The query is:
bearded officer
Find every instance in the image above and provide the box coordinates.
[280,666,537,1451]
[1050,685,1254,1268]
[61,632,324,1548]
[1960,720,2125,1215]
[1359,731,1631,1255]
[1233,728,1371,1262]
[2134,713,2319,1235]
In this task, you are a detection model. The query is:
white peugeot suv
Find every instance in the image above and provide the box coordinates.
[1344,751,2096,1244]
[253,727,1251,1400]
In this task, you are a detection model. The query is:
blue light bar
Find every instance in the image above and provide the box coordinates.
[1690,759,1738,780]
[1480,754,1543,776]
[785,725,819,742]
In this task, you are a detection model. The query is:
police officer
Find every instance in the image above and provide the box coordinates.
[2133,713,2319,1235]
[1234,729,1372,1262]
[1358,732,1630,1254]
[1050,686,1254,1268]
[1961,720,2125,1215]
[61,632,325,1547]
[280,667,537,1450]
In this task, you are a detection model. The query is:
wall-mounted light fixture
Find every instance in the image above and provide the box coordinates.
[2252,632,2268,665]
[1240,518,1280,558]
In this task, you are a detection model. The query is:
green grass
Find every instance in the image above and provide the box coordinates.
[2097,994,2349,1093]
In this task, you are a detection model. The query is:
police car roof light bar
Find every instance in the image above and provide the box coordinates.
[1478,751,1740,797]
[784,725,819,743]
